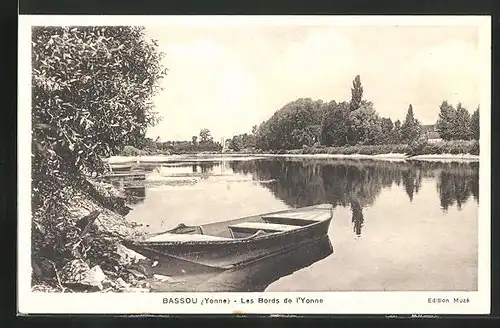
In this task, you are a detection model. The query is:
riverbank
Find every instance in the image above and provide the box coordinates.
[265,153,479,162]
[106,152,479,165]
[34,149,479,292]
[106,153,265,165]
[109,140,479,164]
[30,180,173,293]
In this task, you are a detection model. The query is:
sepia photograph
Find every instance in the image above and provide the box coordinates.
[18,15,491,314]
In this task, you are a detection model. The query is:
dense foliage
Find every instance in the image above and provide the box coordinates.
[227,132,257,152]
[127,129,224,154]
[400,104,422,145]
[320,101,349,147]
[348,101,385,145]
[238,75,480,152]
[32,26,167,269]
[470,108,480,140]
[251,76,426,151]
[289,140,479,156]
[255,98,324,150]
[436,101,479,141]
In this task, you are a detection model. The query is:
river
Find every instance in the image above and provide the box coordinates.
[119,157,478,292]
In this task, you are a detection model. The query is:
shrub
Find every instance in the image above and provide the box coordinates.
[469,141,480,155]
[31,26,166,279]
[420,140,479,155]
[408,139,429,156]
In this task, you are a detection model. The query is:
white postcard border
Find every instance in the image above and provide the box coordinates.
[17,15,492,315]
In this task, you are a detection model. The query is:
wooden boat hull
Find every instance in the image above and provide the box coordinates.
[152,236,334,292]
[123,204,333,269]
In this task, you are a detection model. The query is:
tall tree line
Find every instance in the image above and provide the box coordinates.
[229,75,479,152]
[436,101,479,141]
[253,75,424,151]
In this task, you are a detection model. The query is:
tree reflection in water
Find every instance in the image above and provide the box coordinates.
[437,162,479,211]
[199,162,215,173]
[351,200,364,237]
[124,187,146,204]
[230,159,479,236]
[125,159,478,236]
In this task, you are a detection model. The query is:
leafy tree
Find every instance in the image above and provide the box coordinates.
[140,137,158,152]
[455,103,472,140]
[199,128,212,143]
[255,121,271,150]
[229,135,244,151]
[380,118,394,144]
[291,126,318,147]
[254,98,323,150]
[470,108,480,140]
[400,104,422,144]
[32,26,166,265]
[348,101,383,145]
[436,101,458,141]
[251,125,258,135]
[321,101,350,146]
[242,132,257,149]
[347,75,365,145]
[349,75,363,112]
[191,136,198,146]
[227,131,257,151]
[436,101,479,141]
[392,120,402,144]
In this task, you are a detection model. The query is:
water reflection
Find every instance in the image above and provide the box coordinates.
[152,236,333,292]
[122,158,478,291]
[351,200,364,237]
[230,159,479,235]
[124,186,146,204]
[115,158,478,236]
[401,167,421,202]
[438,169,479,211]
[194,162,216,179]
[190,162,215,173]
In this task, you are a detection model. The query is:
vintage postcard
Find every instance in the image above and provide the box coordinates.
[18,15,491,315]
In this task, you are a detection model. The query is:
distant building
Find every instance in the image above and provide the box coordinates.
[221,137,231,152]
[426,131,442,143]
[420,124,435,134]
[421,124,442,143]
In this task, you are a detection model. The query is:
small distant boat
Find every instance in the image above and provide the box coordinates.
[109,163,134,172]
[122,204,333,270]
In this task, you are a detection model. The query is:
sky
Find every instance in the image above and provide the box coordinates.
[144,22,483,142]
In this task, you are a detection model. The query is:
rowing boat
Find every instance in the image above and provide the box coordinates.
[151,236,334,292]
[109,163,134,171]
[122,204,333,270]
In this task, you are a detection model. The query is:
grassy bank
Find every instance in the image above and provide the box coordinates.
[266,140,479,157]
[123,140,478,157]
[108,140,479,166]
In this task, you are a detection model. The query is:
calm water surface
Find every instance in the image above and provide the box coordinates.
[122,158,478,292]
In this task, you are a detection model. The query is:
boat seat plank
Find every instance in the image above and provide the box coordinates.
[262,211,331,222]
[262,212,319,221]
[228,222,299,232]
[146,233,232,242]
[312,204,333,210]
